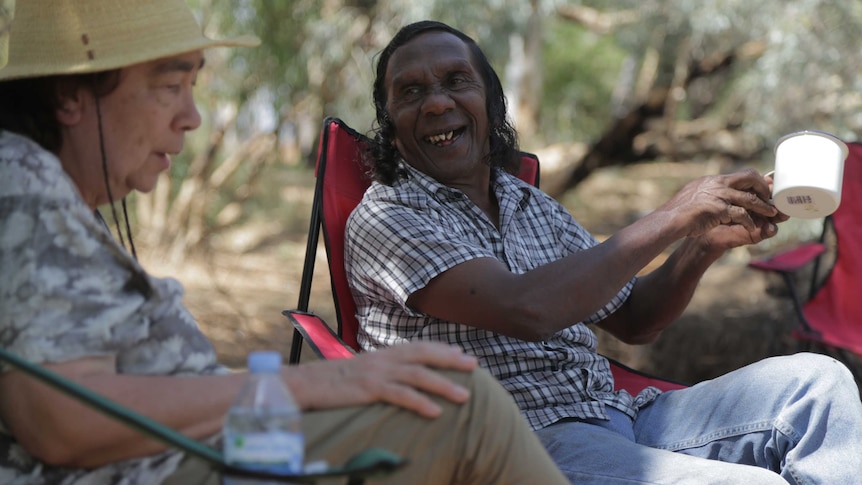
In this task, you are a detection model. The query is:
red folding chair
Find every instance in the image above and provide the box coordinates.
[285,117,687,394]
[749,141,862,382]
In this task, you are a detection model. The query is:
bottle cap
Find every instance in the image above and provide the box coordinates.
[247,351,282,373]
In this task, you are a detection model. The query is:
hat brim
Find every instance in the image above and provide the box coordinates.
[0,0,260,81]
[0,35,260,81]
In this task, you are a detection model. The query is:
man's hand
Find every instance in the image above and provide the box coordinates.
[288,341,478,418]
[659,168,780,240]
[695,171,789,251]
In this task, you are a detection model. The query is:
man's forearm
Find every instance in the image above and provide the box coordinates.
[599,237,720,344]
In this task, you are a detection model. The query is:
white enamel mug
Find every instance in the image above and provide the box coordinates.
[770,130,848,218]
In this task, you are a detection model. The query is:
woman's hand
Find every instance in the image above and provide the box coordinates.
[287,341,478,418]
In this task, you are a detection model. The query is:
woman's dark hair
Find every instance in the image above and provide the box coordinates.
[0,70,120,153]
[370,20,520,185]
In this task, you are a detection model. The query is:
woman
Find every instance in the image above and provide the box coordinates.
[0,2,568,484]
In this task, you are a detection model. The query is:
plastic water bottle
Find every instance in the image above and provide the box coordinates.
[223,351,304,484]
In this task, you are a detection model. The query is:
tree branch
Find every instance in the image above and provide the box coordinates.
[547,40,767,198]
[555,5,639,35]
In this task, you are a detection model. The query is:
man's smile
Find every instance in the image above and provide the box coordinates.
[425,127,466,146]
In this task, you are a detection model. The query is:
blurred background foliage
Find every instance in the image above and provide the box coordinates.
[135,0,862,261]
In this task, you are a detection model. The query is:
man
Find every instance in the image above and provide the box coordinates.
[0,4,568,484]
[346,20,862,484]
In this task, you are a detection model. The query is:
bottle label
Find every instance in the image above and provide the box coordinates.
[224,430,304,473]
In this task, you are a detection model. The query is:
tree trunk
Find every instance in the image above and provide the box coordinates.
[547,42,764,199]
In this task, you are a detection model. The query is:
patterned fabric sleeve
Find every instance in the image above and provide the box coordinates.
[0,184,224,377]
[346,193,498,312]
[0,131,223,484]
[517,187,637,325]
[1,195,147,366]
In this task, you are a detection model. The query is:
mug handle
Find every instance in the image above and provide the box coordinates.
[763,170,775,203]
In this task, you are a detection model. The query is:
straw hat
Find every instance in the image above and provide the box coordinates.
[0,0,260,81]
[0,1,11,70]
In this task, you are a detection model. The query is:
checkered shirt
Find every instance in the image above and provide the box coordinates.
[345,163,661,430]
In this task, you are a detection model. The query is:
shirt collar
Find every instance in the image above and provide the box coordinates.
[397,160,532,208]
[397,161,463,201]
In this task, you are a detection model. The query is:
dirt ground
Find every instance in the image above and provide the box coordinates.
[142,160,811,385]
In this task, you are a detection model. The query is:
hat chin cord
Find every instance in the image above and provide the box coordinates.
[94,94,139,261]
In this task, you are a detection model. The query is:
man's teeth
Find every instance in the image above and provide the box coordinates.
[428,131,454,144]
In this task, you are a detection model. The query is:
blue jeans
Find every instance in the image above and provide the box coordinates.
[536,353,862,484]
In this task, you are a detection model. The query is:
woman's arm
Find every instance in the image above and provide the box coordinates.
[0,341,477,469]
